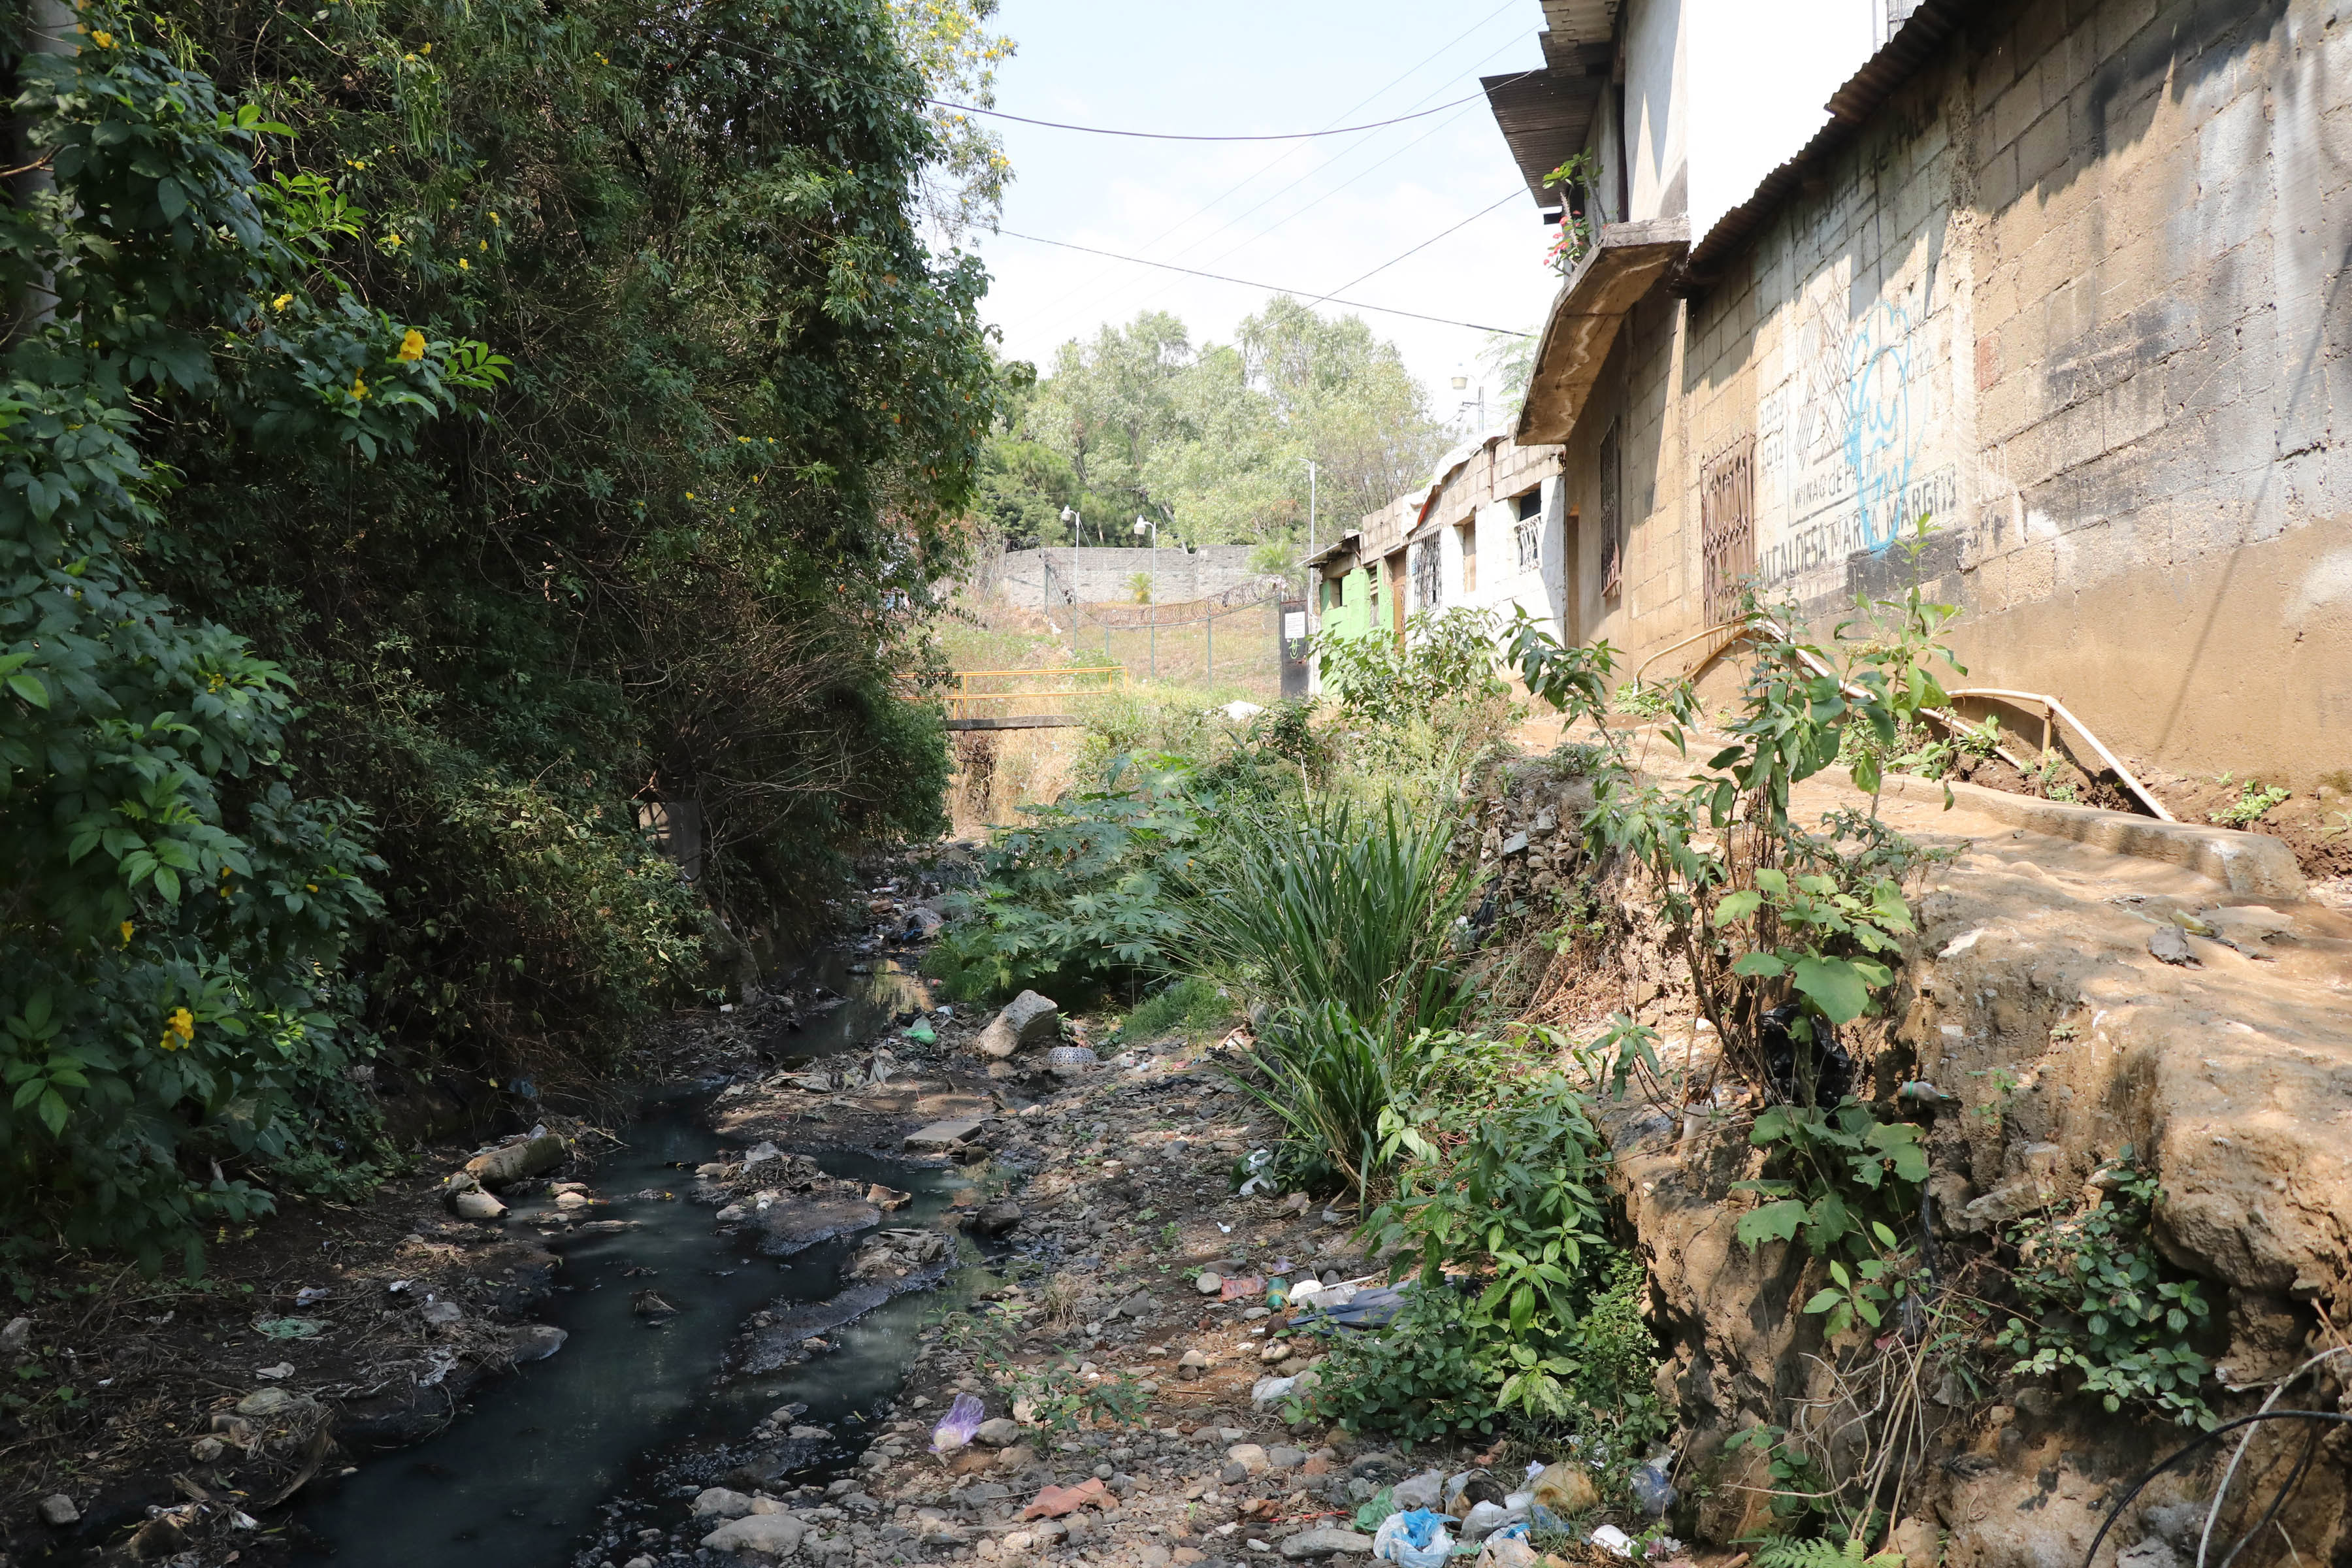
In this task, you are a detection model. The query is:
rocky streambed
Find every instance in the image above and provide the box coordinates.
[4,869,1680,1568]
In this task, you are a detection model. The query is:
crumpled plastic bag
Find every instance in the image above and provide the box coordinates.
[1352,1487,1396,1533]
[930,1392,985,1452]
[1371,1508,1454,1568]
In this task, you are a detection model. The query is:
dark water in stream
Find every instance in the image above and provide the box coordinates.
[293,954,971,1568]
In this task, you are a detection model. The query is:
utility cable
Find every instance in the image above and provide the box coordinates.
[1301,188,1528,309]
[926,75,1534,142]
[2082,1410,2352,1568]
[999,12,1531,338]
[985,231,1532,337]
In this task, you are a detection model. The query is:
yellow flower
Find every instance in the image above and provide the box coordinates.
[419,41,431,53]
[271,292,293,311]
[119,920,134,947]
[489,212,500,225]
[478,238,487,251]
[350,372,369,399]
[457,257,469,270]
[90,27,114,46]
[304,883,318,892]
[385,233,403,248]
[159,1007,195,1050]
[684,491,694,500]
[396,328,426,362]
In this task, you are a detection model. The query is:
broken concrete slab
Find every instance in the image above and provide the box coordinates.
[904,1118,985,1152]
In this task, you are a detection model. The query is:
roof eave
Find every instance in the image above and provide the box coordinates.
[1513,217,1690,446]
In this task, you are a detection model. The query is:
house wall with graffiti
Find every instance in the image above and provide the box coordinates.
[1584,0,2352,788]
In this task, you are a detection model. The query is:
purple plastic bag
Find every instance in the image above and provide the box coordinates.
[930,1392,986,1452]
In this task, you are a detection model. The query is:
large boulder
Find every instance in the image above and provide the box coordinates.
[701,1514,805,1556]
[975,990,1060,1059]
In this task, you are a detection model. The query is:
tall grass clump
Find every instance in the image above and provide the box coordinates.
[1188,791,1484,1190]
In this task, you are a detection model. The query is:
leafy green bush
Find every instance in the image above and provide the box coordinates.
[1316,606,1508,731]
[927,757,1201,1002]
[1995,1151,2214,1426]
[0,10,497,1271]
[1310,1070,1665,1458]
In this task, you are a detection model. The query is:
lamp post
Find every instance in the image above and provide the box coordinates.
[1059,506,1110,658]
[1132,515,1158,679]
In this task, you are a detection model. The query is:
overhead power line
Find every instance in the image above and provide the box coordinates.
[987,230,1533,337]
[1303,188,1531,308]
[931,74,1535,142]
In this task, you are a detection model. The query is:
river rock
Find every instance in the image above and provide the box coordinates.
[421,1298,463,1325]
[968,1199,1023,1236]
[1,1316,29,1360]
[975,990,1060,1058]
[235,1387,294,1417]
[975,1417,1023,1448]
[1177,1349,1211,1378]
[1194,1271,1223,1295]
[1392,1469,1445,1510]
[464,1130,567,1188]
[1280,1528,1373,1560]
[702,1514,806,1556]
[693,1487,757,1519]
[37,1494,78,1527]
[451,1188,506,1221]
[509,1324,568,1362]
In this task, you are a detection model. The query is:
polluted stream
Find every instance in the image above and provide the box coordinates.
[293,955,973,1568]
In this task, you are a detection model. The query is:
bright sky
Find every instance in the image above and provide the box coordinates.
[964,0,1565,413]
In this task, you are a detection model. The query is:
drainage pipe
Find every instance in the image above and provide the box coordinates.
[1944,687,2174,823]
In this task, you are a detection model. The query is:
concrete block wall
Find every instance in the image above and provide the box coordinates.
[991,546,1266,609]
[1578,0,2351,787]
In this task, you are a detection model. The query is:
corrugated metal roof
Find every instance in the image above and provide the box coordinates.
[1484,62,1610,206]
[1538,0,1618,48]
[1682,0,1970,282]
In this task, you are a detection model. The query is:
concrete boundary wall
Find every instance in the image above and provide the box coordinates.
[989,547,1264,610]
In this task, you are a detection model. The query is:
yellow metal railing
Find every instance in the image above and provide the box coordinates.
[925,666,1126,721]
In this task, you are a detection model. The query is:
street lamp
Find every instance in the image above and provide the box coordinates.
[1059,504,1082,546]
[1132,515,1158,680]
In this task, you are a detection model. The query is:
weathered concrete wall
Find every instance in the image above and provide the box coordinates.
[1581,0,2351,791]
[990,546,1264,609]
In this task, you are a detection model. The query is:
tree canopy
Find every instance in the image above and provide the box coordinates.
[0,0,999,1268]
[980,299,1450,558]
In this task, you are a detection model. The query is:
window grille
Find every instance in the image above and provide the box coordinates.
[1411,538,1441,610]
[1701,434,1757,627]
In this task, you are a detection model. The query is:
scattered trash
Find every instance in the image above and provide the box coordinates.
[1629,1449,1678,1516]
[293,1287,333,1307]
[1588,1523,1634,1557]
[1371,1507,1453,1568]
[1219,1275,1265,1302]
[1528,1459,1598,1518]
[904,1019,937,1044]
[253,1316,326,1339]
[385,1279,412,1294]
[1045,1045,1100,1074]
[930,1392,985,1454]
[1021,1478,1112,1519]
[1249,1375,1296,1407]
[1351,1488,1396,1532]
[1237,1148,1276,1196]
[254,1362,294,1380]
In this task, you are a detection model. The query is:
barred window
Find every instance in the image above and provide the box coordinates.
[1412,538,1441,610]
